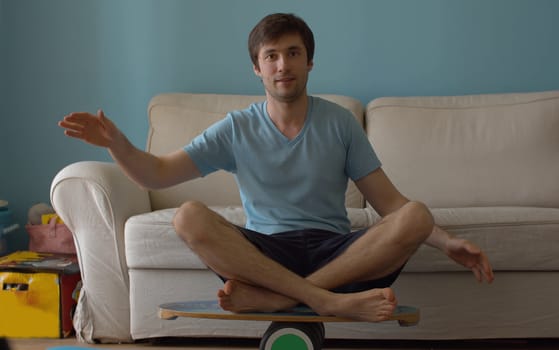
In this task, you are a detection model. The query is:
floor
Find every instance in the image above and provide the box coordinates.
[4,337,558,350]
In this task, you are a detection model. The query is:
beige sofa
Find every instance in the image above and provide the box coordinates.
[50,90,559,344]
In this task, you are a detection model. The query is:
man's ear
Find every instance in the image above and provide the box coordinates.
[253,64,261,77]
[307,60,314,72]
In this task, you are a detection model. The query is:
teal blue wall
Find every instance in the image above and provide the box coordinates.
[1,0,559,251]
[0,1,7,174]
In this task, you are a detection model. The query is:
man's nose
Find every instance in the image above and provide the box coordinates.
[277,54,289,71]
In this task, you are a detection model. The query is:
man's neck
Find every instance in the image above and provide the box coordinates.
[266,93,309,140]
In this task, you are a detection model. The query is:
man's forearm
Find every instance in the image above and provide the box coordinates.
[424,225,451,251]
[108,131,165,189]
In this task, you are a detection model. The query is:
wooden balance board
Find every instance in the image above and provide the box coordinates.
[159,300,420,350]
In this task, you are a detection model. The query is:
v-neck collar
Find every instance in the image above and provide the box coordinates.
[263,96,313,145]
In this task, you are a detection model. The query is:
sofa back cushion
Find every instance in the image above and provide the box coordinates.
[147,93,365,210]
[366,90,559,208]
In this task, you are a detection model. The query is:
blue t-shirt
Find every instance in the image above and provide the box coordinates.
[184,96,381,234]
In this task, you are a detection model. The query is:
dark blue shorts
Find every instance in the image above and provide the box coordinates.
[234,226,405,293]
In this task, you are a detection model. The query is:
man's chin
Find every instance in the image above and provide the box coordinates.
[267,89,306,103]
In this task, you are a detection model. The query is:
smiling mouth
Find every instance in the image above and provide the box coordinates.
[275,76,295,83]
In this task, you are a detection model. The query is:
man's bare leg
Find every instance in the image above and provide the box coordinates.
[215,201,433,313]
[308,201,434,287]
[173,201,432,321]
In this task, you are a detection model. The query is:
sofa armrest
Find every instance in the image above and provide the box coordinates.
[50,161,151,343]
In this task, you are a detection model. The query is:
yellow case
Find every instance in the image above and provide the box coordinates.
[41,213,64,225]
[0,271,60,337]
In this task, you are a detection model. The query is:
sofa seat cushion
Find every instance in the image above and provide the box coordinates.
[124,207,374,270]
[405,206,559,272]
[125,207,242,270]
[125,206,559,272]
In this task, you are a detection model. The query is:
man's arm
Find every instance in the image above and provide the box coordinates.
[354,168,410,217]
[355,168,494,283]
[59,109,201,190]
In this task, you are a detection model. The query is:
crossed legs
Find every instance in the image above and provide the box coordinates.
[173,201,433,322]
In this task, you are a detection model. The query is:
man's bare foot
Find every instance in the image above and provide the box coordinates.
[217,280,297,313]
[218,281,397,322]
[317,288,397,322]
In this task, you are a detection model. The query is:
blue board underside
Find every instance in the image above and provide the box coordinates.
[160,300,415,318]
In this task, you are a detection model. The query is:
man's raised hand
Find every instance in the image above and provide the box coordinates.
[59,109,119,148]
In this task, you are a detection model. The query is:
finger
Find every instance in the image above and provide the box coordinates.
[61,114,95,130]
[97,109,106,120]
[97,109,115,130]
[465,244,493,282]
[64,129,85,139]
[475,262,494,283]
[483,269,494,283]
[59,119,85,132]
[478,253,494,282]
[488,269,495,282]
[64,112,95,122]
[482,261,495,283]
[472,266,482,283]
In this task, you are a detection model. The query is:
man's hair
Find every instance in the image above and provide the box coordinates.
[248,13,315,68]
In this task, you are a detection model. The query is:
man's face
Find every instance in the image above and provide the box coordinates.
[253,33,314,103]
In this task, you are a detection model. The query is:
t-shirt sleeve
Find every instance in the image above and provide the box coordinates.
[345,115,382,181]
[183,115,236,177]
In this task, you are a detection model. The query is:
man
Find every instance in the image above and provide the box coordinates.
[59,13,493,322]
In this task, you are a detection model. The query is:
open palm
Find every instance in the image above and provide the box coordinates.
[59,109,118,148]
[445,237,494,283]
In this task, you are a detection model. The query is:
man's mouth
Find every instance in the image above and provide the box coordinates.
[275,76,295,83]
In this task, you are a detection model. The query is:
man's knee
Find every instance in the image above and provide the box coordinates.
[395,201,434,244]
[173,200,212,246]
